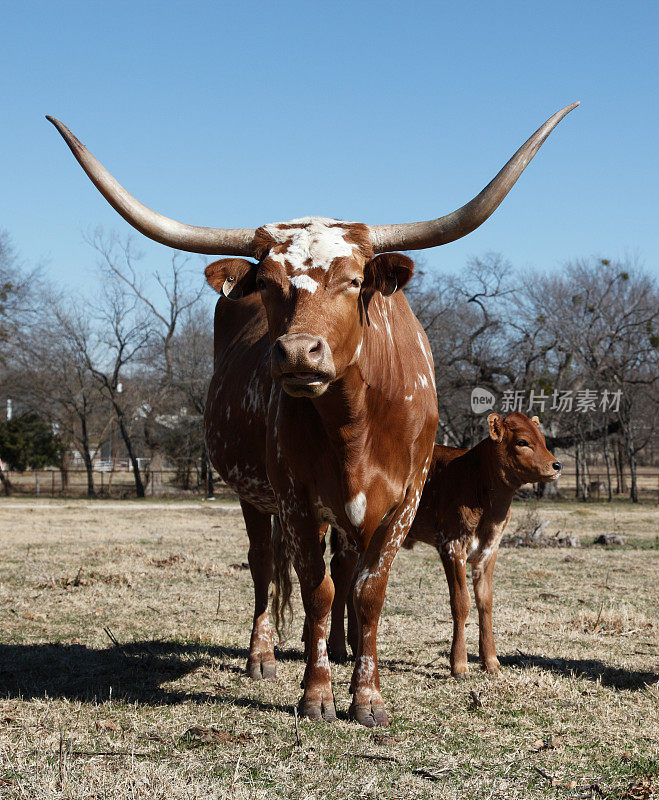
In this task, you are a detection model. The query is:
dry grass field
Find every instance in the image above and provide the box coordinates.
[0,498,657,799]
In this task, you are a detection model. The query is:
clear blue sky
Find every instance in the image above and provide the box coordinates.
[2,0,657,289]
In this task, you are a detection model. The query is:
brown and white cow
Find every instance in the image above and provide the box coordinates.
[202,220,438,727]
[333,413,562,678]
[47,103,578,726]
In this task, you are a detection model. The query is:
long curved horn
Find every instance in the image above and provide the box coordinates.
[368,102,579,254]
[46,116,256,257]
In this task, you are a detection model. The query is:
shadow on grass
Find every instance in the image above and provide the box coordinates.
[381,651,658,691]
[0,640,302,712]
[499,651,658,690]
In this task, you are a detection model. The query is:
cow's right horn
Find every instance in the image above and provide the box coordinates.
[368,102,579,254]
[46,116,257,257]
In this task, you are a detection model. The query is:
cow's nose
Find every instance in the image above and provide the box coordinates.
[272,334,328,373]
[552,461,562,471]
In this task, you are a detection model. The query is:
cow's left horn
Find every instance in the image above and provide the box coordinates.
[367,102,579,254]
[46,116,257,256]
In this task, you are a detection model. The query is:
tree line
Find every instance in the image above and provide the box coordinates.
[1,230,657,501]
[407,253,658,502]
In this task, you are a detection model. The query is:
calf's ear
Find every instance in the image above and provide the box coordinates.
[205,258,257,299]
[487,413,505,443]
[531,415,541,427]
[363,253,414,296]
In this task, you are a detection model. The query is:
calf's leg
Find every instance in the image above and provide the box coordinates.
[240,499,276,680]
[327,534,359,662]
[472,551,500,674]
[440,542,471,679]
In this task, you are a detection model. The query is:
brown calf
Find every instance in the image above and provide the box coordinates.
[408,412,561,676]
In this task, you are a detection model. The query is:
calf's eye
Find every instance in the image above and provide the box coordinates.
[516,439,529,447]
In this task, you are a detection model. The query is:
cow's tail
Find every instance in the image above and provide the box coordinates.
[271,515,293,642]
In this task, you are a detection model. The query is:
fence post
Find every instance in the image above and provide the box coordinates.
[35,471,40,498]
[51,471,55,498]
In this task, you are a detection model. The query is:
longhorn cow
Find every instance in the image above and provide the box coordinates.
[48,102,578,726]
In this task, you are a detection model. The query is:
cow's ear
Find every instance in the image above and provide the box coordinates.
[363,253,415,297]
[531,415,541,427]
[205,258,258,300]
[487,413,505,443]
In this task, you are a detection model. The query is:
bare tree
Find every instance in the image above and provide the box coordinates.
[167,305,214,493]
[85,230,207,495]
[527,258,659,501]
[8,299,115,497]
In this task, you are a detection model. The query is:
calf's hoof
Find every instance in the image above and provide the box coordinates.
[327,642,349,663]
[349,701,389,728]
[452,671,469,681]
[298,697,336,722]
[482,662,500,675]
[246,657,276,681]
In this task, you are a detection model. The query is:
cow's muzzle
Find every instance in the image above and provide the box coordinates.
[271,334,336,397]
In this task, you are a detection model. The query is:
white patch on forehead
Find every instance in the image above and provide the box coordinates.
[345,492,367,527]
[263,217,359,274]
[289,274,318,294]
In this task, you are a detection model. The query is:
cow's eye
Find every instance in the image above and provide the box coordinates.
[516,439,529,447]
[350,278,362,288]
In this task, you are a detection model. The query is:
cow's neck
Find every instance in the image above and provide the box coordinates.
[311,362,368,449]
[310,316,401,447]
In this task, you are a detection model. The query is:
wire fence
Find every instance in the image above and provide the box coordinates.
[0,468,234,500]
[1,467,658,502]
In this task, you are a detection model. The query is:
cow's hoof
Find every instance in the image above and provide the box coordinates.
[246,658,276,680]
[452,671,469,681]
[298,698,336,722]
[482,662,500,675]
[262,660,277,680]
[349,702,389,728]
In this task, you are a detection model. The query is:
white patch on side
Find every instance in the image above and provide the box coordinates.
[289,274,319,294]
[417,331,436,388]
[345,492,367,527]
[418,374,429,389]
[349,337,363,365]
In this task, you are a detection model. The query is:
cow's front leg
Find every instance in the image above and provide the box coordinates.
[473,551,500,674]
[440,542,471,679]
[282,512,336,722]
[240,500,276,680]
[349,500,418,728]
